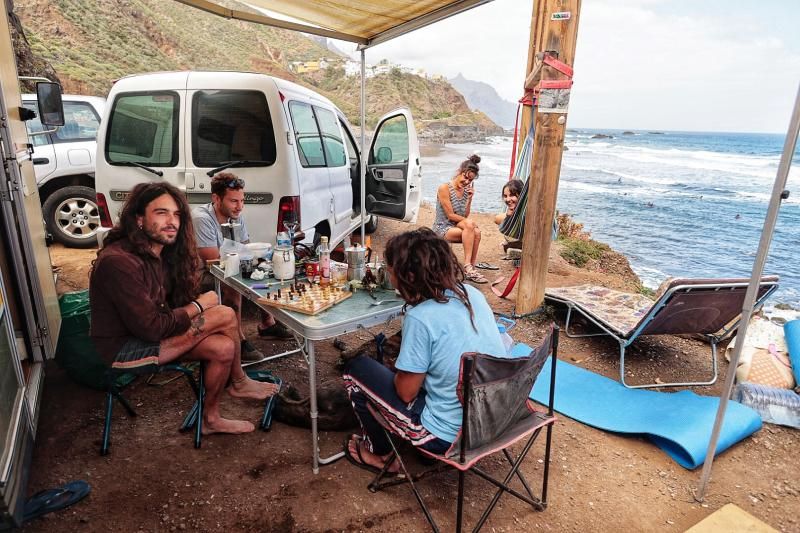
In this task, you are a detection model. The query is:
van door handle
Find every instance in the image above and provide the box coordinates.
[185,172,195,189]
[33,158,49,165]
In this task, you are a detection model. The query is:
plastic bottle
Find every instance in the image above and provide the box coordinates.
[733,382,800,429]
[318,236,331,286]
[498,324,514,355]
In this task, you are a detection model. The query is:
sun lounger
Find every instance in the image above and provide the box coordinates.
[545,276,780,389]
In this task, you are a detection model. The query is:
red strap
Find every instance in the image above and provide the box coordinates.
[538,79,573,90]
[542,54,574,78]
[491,267,521,299]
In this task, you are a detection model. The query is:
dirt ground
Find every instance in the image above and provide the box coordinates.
[24,205,799,532]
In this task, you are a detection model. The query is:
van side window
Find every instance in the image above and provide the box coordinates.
[192,90,276,167]
[51,102,100,143]
[106,92,179,166]
[314,107,347,167]
[371,115,410,164]
[288,101,325,167]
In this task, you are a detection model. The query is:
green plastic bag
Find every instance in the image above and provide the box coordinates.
[55,290,110,390]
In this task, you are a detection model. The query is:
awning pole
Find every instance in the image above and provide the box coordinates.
[696,82,800,500]
[359,48,367,245]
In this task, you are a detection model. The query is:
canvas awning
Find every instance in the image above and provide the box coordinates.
[174,0,493,47]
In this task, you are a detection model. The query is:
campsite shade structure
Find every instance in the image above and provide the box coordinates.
[173,0,797,501]
[696,83,800,500]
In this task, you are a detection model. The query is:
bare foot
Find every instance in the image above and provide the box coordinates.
[348,437,400,473]
[227,376,279,400]
[202,417,255,435]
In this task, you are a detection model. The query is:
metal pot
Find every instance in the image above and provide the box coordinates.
[345,246,367,281]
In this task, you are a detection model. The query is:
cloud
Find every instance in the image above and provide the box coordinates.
[330,0,799,132]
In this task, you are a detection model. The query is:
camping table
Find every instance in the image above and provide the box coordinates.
[210,266,404,473]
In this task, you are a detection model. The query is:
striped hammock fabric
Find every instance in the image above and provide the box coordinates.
[499,123,534,240]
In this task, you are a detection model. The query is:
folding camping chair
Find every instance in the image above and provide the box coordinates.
[100,363,205,455]
[367,327,559,532]
[545,276,780,389]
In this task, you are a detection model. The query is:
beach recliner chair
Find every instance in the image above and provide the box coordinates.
[366,327,559,533]
[101,364,205,455]
[545,276,779,389]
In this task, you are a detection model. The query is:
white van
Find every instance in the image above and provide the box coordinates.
[93,71,422,247]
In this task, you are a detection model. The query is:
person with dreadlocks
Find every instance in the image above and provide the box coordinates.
[90,182,276,435]
[342,228,505,474]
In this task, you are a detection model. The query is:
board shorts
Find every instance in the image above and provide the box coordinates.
[112,338,161,373]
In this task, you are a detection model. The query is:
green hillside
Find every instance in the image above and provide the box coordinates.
[15,0,499,131]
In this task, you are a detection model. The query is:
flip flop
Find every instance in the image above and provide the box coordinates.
[464,268,488,284]
[475,262,499,271]
[343,437,401,477]
[23,480,91,523]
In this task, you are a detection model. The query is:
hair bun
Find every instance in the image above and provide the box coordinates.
[468,154,481,165]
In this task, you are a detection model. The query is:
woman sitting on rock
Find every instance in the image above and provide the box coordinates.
[342,228,505,474]
[431,154,487,283]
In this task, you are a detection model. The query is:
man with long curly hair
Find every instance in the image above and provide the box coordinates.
[90,182,276,434]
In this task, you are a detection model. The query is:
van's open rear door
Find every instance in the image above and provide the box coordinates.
[365,109,421,223]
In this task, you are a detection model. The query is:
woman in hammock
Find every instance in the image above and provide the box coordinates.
[431,154,487,283]
[495,179,524,254]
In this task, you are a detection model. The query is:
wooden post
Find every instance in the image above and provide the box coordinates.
[516,0,581,314]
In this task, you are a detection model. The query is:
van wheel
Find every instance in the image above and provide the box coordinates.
[42,186,100,248]
[364,215,379,234]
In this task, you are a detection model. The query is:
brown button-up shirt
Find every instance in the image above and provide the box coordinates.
[90,239,191,360]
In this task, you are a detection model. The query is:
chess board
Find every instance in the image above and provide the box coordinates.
[256,281,352,315]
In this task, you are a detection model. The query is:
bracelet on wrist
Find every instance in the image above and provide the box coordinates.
[191,300,203,314]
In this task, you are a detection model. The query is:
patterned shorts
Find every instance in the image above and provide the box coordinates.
[112,338,161,373]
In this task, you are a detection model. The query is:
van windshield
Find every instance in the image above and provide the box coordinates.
[191,90,277,168]
[106,92,179,167]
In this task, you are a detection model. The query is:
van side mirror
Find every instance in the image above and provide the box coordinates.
[36,82,65,127]
[376,146,392,164]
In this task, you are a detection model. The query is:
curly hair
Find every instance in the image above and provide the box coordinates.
[210,171,244,199]
[457,154,481,177]
[97,182,201,306]
[384,228,476,330]
[502,179,524,198]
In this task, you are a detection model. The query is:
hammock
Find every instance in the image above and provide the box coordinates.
[499,121,534,241]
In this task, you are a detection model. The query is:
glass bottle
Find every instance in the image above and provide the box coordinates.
[318,236,331,286]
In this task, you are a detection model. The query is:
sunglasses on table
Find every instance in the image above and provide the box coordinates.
[224,177,245,188]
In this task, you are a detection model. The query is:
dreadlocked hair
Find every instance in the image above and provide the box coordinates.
[95,182,201,306]
[384,227,476,331]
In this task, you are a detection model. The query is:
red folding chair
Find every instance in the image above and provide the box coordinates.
[367,326,559,532]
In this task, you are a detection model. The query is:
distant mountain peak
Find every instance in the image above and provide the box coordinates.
[448,74,516,130]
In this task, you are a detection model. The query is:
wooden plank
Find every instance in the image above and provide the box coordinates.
[516,0,582,314]
[257,284,352,315]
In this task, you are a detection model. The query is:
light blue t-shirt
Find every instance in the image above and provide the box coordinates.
[191,203,249,248]
[395,284,506,442]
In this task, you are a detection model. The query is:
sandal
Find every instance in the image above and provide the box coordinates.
[343,436,401,476]
[464,266,488,284]
[475,262,499,271]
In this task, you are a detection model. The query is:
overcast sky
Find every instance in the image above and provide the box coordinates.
[329,0,799,134]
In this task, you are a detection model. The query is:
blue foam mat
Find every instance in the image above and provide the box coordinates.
[517,345,763,469]
[784,320,800,386]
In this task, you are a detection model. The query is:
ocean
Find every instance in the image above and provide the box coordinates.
[419,129,800,306]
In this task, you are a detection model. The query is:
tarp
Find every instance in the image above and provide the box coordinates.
[175,0,494,46]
